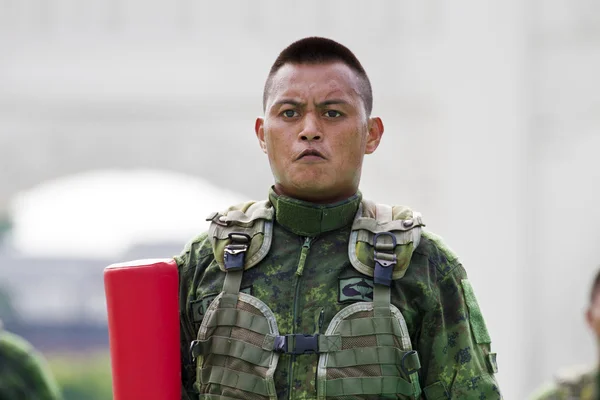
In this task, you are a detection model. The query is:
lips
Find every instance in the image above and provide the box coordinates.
[296,149,326,160]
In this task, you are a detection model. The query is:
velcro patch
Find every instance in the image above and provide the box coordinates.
[461,279,491,344]
[339,277,374,303]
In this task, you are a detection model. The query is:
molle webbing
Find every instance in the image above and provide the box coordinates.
[325,376,417,396]
[317,303,422,399]
[201,366,271,396]
[193,292,280,400]
[325,347,420,371]
[202,308,271,335]
[193,336,273,367]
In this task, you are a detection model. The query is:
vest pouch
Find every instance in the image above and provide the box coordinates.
[349,201,424,280]
[316,302,422,399]
[192,292,281,400]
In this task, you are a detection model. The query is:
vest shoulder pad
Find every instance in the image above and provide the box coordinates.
[349,199,425,280]
[206,200,274,272]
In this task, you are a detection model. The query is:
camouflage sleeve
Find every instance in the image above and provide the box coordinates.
[416,232,502,399]
[174,232,213,400]
[0,331,62,400]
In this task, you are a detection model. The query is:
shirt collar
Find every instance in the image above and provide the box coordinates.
[268,187,361,237]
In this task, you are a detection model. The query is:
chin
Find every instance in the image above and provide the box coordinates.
[294,178,331,191]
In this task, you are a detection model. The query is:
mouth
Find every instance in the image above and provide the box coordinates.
[296,149,326,161]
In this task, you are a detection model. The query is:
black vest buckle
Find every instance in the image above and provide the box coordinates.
[274,334,320,355]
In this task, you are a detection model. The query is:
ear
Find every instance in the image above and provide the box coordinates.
[255,117,267,154]
[365,117,384,155]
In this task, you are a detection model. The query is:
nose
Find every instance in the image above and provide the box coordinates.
[299,113,322,141]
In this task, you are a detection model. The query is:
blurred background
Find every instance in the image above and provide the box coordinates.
[0,0,599,398]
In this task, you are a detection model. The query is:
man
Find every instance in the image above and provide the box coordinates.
[0,321,62,399]
[529,269,600,400]
[176,37,502,399]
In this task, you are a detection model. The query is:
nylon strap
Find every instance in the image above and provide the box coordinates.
[262,334,342,353]
[194,336,272,367]
[220,270,243,308]
[223,270,243,295]
[319,334,342,352]
[325,347,417,368]
[200,365,270,396]
[325,376,415,396]
[204,308,270,335]
[373,284,391,317]
[381,364,399,376]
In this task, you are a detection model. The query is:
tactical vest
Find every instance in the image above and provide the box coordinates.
[190,199,425,399]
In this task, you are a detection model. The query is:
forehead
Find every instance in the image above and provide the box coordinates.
[268,62,362,100]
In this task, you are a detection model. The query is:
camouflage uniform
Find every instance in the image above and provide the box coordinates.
[530,366,599,400]
[177,189,502,399]
[0,325,62,400]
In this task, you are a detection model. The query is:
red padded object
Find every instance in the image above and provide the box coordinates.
[104,259,180,400]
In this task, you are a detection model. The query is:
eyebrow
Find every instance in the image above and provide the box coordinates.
[273,99,304,108]
[319,99,350,107]
[272,98,350,108]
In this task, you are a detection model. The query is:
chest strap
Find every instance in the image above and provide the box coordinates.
[268,333,342,355]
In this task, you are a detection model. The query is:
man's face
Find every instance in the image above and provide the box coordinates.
[586,291,600,338]
[255,62,383,203]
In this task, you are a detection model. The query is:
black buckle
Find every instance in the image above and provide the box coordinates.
[274,334,319,355]
[223,233,250,271]
[373,232,397,286]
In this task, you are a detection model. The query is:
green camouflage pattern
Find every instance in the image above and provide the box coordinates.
[0,329,62,400]
[177,192,501,399]
[529,367,598,400]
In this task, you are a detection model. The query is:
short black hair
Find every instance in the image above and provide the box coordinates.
[263,37,373,116]
[590,267,600,303]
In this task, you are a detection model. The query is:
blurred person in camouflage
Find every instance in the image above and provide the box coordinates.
[0,320,62,399]
[529,268,600,400]
[176,37,502,399]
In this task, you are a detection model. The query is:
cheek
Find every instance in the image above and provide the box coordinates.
[337,130,366,164]
[264,129,288,165]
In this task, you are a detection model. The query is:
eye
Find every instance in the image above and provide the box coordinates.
[324,110,342,118]
[281,109,299,118]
